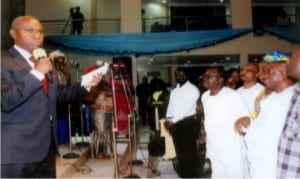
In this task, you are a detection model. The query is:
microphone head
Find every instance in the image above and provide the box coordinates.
[33,48,47,59]
[96,60,104,66]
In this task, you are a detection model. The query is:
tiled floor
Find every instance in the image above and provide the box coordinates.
[67,126,179,178]
[58,126,210,178]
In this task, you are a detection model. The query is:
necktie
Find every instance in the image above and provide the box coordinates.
[30,56,49,95]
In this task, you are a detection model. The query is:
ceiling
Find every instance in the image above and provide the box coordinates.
[137,54,240,69]
[166,0,298,3]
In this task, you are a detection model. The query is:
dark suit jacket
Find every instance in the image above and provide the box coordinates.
[1,47,88,164]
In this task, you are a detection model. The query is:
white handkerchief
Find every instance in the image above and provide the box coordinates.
[81,63,109,86]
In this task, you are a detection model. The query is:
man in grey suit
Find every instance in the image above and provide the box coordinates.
[1,16,103,178]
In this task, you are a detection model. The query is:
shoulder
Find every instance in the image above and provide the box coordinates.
[221,87,240,97]
[254,83,264,90]
[1,49,20,66]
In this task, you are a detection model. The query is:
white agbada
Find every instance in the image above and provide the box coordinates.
[245,85,295,178]
[237,83,264,113]
[166,81,199,123]
[202,87,249,178]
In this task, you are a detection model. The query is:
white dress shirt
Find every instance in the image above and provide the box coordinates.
[166,81,199,123]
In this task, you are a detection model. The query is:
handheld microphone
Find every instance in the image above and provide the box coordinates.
[70,59,80,68]
[33,48,53,82]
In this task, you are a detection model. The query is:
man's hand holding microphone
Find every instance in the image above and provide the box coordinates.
[32,48,53,82]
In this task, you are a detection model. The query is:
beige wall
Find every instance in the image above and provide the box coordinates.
[25,0,90,20]
[120,0,142,32]
[97,0,120,18]
[24,0,298,84]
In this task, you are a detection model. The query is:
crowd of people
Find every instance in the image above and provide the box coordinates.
[1,14,299,178]
[138,51,300,178]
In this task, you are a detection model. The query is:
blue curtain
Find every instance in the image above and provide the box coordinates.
[45,28,251,56]
[264,27,300,44]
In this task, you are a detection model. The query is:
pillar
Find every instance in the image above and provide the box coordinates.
[230,0,252,28]
[120,0,142,32]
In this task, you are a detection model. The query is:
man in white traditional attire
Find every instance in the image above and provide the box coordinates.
[236,63,264,119]
[201,67,249,178]
[240,55,294,178]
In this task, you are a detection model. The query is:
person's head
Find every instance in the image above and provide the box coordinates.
[49,50,67,69]
[175,67,188,86]
[287,48,300,81]
[240,63,259,85]
[10,16,44,53]
[263,50,292,90]
[202,67,225,91]
[264,62,290,91]
[257,61,270,85]
[76,6,80,12]
[141,76,148,84]
[197,75,204,89]
[154,78,165,91]
[225,68,241,89]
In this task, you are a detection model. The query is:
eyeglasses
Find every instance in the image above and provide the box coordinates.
[203,74,220,79]
[240,69,257,73]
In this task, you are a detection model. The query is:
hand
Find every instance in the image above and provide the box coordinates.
[164,120,175,135]
[83,73,103,88]
[235,116,251,135]
[34,57,53,75]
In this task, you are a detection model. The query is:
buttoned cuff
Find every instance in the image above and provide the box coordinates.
[30,69,45,81]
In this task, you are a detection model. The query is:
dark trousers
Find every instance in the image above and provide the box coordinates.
[1,134,57,178]
[172,115,200,178]
[138,99,148,126]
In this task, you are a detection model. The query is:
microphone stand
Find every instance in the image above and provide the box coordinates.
[116,69,140,178]
[76,104,90,147]
[111,69,120,178]
[63,104,80,159]
[74,63,90,147]
[119,70,143,166]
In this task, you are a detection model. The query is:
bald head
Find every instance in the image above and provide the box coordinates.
[10,16,44,53]
[11,16,41,29]
[240,63,259,87]
[266,62,293,92]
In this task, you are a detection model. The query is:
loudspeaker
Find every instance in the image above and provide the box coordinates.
[253,27,264,36]
[112,56,132,78]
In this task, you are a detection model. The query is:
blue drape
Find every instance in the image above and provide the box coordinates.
[45,28,251,55]
[264,27,300,44]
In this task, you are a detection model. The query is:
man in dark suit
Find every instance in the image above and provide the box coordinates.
[1,16,103,178]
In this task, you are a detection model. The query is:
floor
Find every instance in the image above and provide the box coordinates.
[57,126,211,178]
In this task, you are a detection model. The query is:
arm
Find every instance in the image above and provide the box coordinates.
[1,57,43,112]
[57,73,103,103]
[235,116,251,135]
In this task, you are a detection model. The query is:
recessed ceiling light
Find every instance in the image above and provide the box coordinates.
[162,0,167,3]
[225,57,231,61]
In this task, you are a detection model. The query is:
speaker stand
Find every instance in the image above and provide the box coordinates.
[63,104,80,159]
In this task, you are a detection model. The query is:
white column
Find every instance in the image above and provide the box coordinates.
[230,0,252,28]
[120,0,142,32]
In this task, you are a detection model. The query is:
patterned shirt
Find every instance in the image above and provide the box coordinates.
[277,82,300,178]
